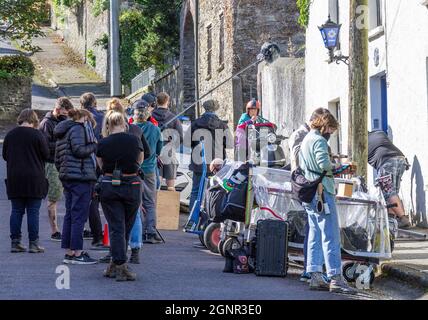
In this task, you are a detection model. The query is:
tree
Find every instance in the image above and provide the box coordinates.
[119,0,181,85]
[0,0,49,51]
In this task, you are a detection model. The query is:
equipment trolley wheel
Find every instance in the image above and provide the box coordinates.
[343,262,375,285]
[203,223,221,254]
[198,211,210,247]
[219,237,241,257]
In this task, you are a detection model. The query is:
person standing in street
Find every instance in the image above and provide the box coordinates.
[134,107,163,246]
[288,108,331,283]
[299,111,356,294]
[368,130,411,228]
[97,111,144,281]
[189,99,232,212]
[3,109,49,253]
[54,109,98,265]
[39,97,74,241]
[80,92,104,246]
[152,92,183,191]
[100,99,151,263]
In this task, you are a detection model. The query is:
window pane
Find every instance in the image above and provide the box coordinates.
[219,14,225,66]
[207,25,212,77]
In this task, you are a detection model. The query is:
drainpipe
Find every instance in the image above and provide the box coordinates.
[194,0,200,118]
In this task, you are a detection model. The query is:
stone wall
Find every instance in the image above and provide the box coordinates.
[51,0,109,81]
[0,77,32,121]
[197,0,236,126]
[258,57,305,161]
[233,0,305,113]
[181,0,304,127]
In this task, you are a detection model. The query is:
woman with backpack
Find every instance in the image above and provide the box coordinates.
[299,111,356,294]
[54,108,98,265]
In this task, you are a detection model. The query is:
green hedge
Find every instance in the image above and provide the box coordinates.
[0,55,35,78]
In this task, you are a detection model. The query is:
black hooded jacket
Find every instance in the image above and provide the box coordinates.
[189,113,231,173]
[54,120,97,182]
[152,108,183,144]
[39,111,66,163]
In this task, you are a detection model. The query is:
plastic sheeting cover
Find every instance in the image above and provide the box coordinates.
[251,167,392,259]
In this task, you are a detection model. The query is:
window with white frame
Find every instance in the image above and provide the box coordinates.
[328,0,340,48]
[329,100,342,156]
[369,0,383,30]
[329,0,340,23]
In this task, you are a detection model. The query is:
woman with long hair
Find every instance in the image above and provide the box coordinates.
[54,108,98,264]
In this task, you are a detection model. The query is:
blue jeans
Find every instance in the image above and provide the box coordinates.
[62,182,93,251]
[303,191,342,277]
[129,209,142,249]
[303,221,310,270]
[10,198,42,242]
[189,172,203,212]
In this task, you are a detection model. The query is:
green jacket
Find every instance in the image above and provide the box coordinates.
[299,129,335,195]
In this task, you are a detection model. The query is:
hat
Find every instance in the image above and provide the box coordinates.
[132,99,149,110]
[202,99,220,112]
[141,93,156,105]
[246,99,261,111]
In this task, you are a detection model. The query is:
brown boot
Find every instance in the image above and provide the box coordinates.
[103,261,117,278]
[29,240,44,253]
[116,263,137,282]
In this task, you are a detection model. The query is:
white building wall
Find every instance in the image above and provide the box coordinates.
[305,0,350,156]
[305,0,428,224]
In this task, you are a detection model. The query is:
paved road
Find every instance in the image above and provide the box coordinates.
[0,151,367,300]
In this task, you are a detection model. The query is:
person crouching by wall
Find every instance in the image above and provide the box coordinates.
[3,109,49,253]
[54,109,98,265]
[97,112,144,281]
[299,111,357,294]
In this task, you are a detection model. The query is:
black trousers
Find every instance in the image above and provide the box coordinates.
[89,196,103,243]
[99,176,142,265]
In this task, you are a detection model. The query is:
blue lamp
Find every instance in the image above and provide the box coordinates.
[318,16,348,65]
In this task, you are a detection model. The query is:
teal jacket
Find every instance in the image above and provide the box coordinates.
[136,122,163,174]
[299,129,335,195]
[237,113,270,125]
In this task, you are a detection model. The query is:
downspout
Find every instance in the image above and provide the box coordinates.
[384,0,389,80]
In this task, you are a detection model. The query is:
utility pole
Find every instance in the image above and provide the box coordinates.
[110,0,121,97]
[348,0,369,178]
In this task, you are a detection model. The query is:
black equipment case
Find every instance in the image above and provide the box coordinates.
[255,219,289,277]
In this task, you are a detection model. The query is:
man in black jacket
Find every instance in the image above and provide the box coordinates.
[189,99,232,211]
[368,130,411,228]
[152,92,183,191]
[39,97,74,241]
